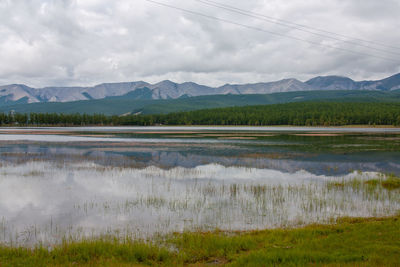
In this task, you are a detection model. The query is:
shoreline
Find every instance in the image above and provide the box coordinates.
[1,215,399,266]
[0,124,399,128]
[1,125,400,132]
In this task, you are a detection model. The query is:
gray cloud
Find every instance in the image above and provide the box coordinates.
[0,0,399,87]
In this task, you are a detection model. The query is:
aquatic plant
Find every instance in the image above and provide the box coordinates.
[0,161,399,246]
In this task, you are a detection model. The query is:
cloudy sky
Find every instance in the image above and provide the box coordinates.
[0,0,399,87]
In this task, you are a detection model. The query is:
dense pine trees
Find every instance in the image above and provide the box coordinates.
[0,102,400,126]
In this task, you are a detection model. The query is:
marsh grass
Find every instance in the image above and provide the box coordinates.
[1,215,399,266]
[1,162,400,247]
[327,173,400,191]
[0,239,172,267]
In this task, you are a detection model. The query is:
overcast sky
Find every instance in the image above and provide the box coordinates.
[0,0,399,87]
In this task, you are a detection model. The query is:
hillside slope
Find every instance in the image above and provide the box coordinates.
[1,89,400,115]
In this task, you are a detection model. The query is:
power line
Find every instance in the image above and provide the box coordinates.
[193,0,400,57]
[143,0,399,63]
[195,0,400,52]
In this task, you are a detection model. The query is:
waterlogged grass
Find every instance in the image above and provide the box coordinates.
[1,162,400,246]
[328,173,400,190]
[0,215,399,266]
[374,173,400,190]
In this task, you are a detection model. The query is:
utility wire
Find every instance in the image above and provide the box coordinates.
[143,0,399,63]
[195,0,400,52]
[193,0,400,57]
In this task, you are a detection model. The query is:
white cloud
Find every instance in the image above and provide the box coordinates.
[0,0,399,87]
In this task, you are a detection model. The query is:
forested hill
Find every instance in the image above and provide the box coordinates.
[1,102,400,126]
[2,89,400,116]
[129,102,400,126]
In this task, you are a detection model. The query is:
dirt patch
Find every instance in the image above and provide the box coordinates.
[127,131,201,134]
[163,135,199,138]
[293,133,341,137]
[199,134,275,137]
[218,137,257,140]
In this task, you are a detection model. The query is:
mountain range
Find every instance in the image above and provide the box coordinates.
[1,73,400,106]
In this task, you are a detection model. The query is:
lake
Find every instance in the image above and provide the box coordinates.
[0,126,399,246]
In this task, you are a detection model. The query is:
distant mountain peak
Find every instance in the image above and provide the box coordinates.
[0,73,399,105]
[385,73,400,79]
[155,80,176,85]
[307,75,355,82]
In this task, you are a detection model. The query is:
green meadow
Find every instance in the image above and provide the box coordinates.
[1,215,399,266]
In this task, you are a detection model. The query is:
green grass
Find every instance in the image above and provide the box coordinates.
[1,215,400,266]
[0,239,172,267]
[379,174,400,189]
[328,173,400,191]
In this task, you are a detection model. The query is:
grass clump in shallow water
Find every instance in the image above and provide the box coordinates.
[374,173,400,190]
[328,173,400,191]
[1,215,400,266]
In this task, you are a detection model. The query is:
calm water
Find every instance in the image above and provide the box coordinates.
[0,127,399,246]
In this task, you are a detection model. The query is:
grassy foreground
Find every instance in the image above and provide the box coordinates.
[1,216,399,267]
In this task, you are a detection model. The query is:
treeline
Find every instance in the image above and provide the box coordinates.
[151,102,400,126]
[0,113,113,126]
[1,102,400,126]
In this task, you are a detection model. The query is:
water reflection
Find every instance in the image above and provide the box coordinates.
[1,143,400,176]
[0,128,399,246]
[1,161,399,246]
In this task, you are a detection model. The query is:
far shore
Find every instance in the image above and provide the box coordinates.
[0,124,399,128]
